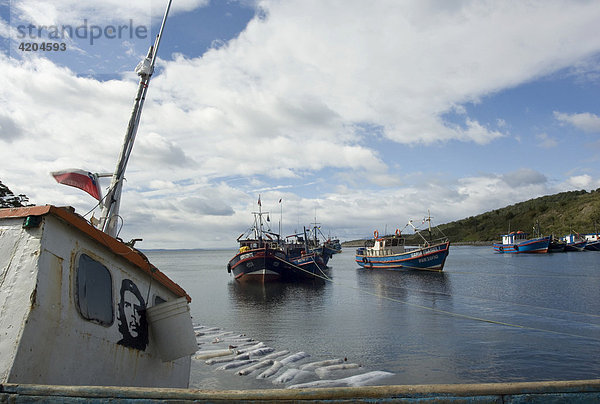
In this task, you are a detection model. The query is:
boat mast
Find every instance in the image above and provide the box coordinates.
[100,0,173,237]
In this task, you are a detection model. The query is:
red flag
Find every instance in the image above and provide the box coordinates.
[52,169,102,200]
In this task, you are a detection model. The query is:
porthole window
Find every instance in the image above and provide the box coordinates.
[76,253,114,326]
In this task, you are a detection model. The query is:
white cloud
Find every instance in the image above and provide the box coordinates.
[9,0,210,26]
[536,133,558,148]
[501,169,547,188]
[562,174,600,190]
[554,111,600,133]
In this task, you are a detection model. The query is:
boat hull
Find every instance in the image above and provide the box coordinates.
[355,242,450,272]
[288,252,328,279]
[565,240,587,252]
[493,236,550,253]
[584,240,600,251]
[228,248,287,282]
[228,248,327,282]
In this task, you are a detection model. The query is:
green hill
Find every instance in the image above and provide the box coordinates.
[438,189,600,242]
[343,189,600,246]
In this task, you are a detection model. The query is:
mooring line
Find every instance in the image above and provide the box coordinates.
[274,254,600,342]
[342,281,600,342]
[359,279,600,321]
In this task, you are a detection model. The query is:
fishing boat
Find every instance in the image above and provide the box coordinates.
[303,221,342,266]
[548,236,567,253]
[227,200,328,282]
[583,233,600,251]
[355,214,450,272]
[0,0,198,388]
[561,232,588,251]
[324,237,342,255]
[284,230,329,278]
[493,231,550,253]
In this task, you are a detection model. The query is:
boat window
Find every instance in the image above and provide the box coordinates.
[76,254,114,326]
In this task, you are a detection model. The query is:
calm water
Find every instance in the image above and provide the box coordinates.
[145,246,600,390]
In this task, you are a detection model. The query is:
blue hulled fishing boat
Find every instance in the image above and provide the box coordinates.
[561,232,587,251]
[355,213,450,272]
[583,233,600,251]
[493,231,550,253]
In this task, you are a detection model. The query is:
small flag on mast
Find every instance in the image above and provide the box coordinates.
[51,169,102,201]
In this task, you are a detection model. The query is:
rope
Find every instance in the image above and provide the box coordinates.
[313,254,332,280]
[272,254,331,282]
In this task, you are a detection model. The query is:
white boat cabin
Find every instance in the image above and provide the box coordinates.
[562,233,585,244]
[501,231,528,245]
[364,236,406,256]
[0,205,197,388]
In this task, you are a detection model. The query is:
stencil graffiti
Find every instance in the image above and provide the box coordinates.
[117,279,148,350]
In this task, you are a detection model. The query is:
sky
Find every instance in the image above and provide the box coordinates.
[1,0,600,249]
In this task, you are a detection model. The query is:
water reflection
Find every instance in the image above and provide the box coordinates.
[355,268,452,307]
[228,280,327,305]
[227,280,332,349]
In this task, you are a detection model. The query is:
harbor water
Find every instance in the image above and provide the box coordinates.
[145,246,600,390]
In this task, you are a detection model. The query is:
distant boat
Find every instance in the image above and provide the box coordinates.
[227,200,329,282]
[324,237,342,254]
[493,231,550,253]
[583,233,600,251]
[561,232,587,251]
[303,223,342,266]
[355,213,450,272]
[548,236,567,253]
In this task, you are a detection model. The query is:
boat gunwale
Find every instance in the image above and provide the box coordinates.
[2,379,600,401]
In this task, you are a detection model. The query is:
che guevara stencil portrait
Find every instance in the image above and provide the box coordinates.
[117,278,148,350]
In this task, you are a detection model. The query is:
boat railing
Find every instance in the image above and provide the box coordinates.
[416,236,449,249]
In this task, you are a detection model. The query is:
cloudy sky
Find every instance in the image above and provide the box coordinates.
[1,0,600,248]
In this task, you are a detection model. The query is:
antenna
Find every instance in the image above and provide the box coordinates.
[99,0,173,236]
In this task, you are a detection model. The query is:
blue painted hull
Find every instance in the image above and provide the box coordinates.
[355,241,450,272]
[565,240,587,252]
[584,240,600,251]
[493,236,550,253]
